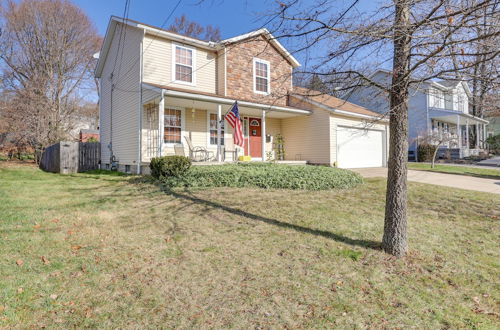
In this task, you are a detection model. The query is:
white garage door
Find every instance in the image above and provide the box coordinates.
[337,126,384,168]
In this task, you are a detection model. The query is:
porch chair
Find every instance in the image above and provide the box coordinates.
[223,137,239,162]
[184,136,214,162]
[174,144,186,157]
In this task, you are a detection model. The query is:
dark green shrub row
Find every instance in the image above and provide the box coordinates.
[150,156,191,179]
[159,163,363,190]
[417,144,437,162]
[487,134,500,154]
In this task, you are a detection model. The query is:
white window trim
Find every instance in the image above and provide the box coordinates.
[164,106,185,147]
[171,44,197,86]
[206,111,228,147]
[253,58,271,95]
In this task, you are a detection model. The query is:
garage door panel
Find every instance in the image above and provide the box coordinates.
[337,127,383,168]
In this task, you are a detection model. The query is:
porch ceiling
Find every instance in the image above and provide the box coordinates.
[431,114,488,125]
[142,83,310,119]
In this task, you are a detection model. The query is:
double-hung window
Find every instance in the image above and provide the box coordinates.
[253,58,270,94]
[173,44,195,84]
[164,109,182,144]
[209,113,224,145]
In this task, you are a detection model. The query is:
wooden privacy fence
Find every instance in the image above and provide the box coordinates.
[39,142,100,174]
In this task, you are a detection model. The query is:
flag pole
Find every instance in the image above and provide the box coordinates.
[221,101,237,122]
[217,104,222,162]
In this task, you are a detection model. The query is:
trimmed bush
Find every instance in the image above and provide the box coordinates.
[417,144,437,162]
[486,134,500,154]
[159,163,363,190]
[150,156,191,179]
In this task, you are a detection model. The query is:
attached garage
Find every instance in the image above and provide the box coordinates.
[287,87,389,168]
[336,126,385,168]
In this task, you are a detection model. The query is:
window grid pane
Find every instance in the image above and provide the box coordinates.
[175,46,193,82]
[164,109,182,144]
[175,64,192,82]
[256,77,268,93]
[255,60,269,93]
[209,113,224,145]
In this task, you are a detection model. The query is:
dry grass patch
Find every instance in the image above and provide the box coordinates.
[0,163,499,328]
[409,162,500,179]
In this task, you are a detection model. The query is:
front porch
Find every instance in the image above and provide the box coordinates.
[140,83,311,166]
[429,110,489,159]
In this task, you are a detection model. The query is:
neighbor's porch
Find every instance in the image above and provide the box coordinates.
[429,111,489,159]
[140,84,311,166]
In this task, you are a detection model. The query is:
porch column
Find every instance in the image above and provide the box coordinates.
[457,116,461,157]
[158,93,165,157]
[261,110,266,161]
[465,119,469,150]
[217,104,222,162]
[475,124,480,149]
[483,124,488,149]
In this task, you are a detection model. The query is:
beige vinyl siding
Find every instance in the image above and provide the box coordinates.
[142,34,217,94]
[329,115,389,166]
[142,87,159,104]
[266,117,281,158]
[99,23,143,167]
[216,49,226,95]
[281,107,331,164]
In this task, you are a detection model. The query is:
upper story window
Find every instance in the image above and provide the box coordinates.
[253,58,270,94]
[429,88,444,108]
[173,44,195,85]
[444,93,453,110]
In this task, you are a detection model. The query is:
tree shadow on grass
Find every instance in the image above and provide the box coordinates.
[159,186,381,251]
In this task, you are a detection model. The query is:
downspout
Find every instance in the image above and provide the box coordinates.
[159,89,165,157]
[137,29,145,174]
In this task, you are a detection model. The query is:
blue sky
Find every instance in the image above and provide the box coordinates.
[73,0,279,39]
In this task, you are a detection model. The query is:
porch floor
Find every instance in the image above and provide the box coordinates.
[192,160,308,166]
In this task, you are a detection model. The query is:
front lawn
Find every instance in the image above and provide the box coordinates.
[409,162,500,179]
[1,163,499,328]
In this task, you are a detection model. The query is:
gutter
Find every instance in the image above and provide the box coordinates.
[137,28,145,174]
[142,84,311,115]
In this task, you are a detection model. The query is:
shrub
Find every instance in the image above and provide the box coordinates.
[150,156,191,179]
[159,163,363,190]
[486,134,500,154]
[417,143,437,162]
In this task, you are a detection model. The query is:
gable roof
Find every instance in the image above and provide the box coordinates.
[95,16,301,78]
[219,28,300,68]
[291,87,387,120]
[371,69,472,97]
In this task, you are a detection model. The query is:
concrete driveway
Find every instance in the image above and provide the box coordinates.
[352,168,500,194]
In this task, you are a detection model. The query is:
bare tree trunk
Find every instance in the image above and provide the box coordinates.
[383,0,411,257]
[431,145,439,169]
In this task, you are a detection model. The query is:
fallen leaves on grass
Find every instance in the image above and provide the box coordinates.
[71,245,82,251]
[16,259,23,266]
[49,294,58,300]
[41,256,49,265]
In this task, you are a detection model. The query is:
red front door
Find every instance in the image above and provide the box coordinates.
[249,117,262,158]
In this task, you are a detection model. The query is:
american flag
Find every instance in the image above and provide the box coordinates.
[224,102,244,147]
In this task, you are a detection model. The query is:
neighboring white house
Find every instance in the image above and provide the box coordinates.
[348,69,489,159]
[94,16,389,173]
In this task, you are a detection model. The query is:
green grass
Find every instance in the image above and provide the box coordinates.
[409,163,500,179]
[159,163,363,190]
[1,163,499,328]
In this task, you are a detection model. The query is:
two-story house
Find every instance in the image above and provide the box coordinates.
[348,69,489,160]
[95,17,389,173]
